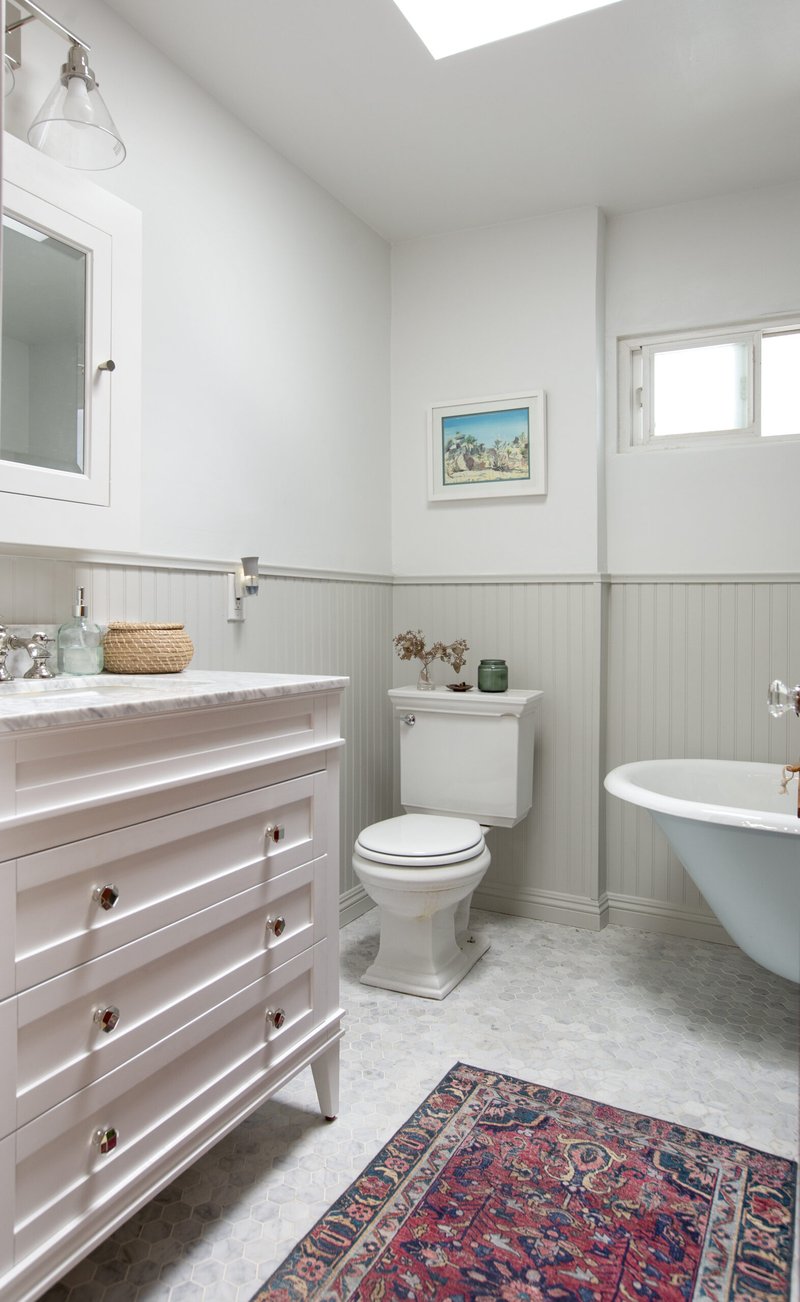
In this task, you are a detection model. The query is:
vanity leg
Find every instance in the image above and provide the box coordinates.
[311,1043,339,1121]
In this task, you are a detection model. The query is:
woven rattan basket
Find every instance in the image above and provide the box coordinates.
[103,622,194,674]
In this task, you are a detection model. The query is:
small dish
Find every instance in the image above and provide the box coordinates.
[447,682,473,692]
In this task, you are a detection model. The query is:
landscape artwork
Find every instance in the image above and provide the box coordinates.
[428,391,547,501]
[442,406,530,486]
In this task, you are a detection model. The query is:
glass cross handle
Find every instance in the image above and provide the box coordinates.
[767,680,800,717]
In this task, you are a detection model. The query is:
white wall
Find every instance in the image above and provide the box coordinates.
[390,207,604,577]
[605,183,800,575]
[4,1,392,574]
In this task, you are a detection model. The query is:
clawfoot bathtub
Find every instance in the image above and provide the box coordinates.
[605,759,800,983]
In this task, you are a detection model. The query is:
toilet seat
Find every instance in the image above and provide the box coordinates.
[355,814,484,867]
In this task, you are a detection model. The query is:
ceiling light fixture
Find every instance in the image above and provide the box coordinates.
[4,0,126,169]
[391,0,624,59]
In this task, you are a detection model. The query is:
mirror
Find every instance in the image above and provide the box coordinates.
[1,212,88,475]
[0,132,141,552]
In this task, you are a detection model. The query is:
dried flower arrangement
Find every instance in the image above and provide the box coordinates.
[393,629,469,690]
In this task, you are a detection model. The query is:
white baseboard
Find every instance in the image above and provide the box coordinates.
[339,884,373,927]
[340,881,734,948]
[604,892,734,947]
[472,883,608,931]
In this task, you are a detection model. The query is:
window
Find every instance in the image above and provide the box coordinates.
[390,0,624,60]
[618,318,800,450]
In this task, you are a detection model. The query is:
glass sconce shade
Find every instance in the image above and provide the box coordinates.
[3,55,15,97]
[241,556,260,596]
[28,53,126,170]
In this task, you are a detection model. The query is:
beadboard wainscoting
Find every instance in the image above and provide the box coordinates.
[605,577,800,942]
[3,553,797,945]
[392,579,606,929]
[0,550,395,921]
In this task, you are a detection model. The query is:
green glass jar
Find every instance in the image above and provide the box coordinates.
[478,658,508,692]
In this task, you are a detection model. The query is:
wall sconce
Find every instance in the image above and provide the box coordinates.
[4,0,126,170]
[227,556,261,622]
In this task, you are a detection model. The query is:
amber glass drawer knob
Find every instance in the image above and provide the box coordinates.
[92,884,120,911]
[93,1126,119,1154]
[265,915,286,937]
[266,1007,286,1030]
[265,823,285,844]
[93,1005,120,1033]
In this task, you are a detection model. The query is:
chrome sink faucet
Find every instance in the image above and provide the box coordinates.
[0,626,56,680]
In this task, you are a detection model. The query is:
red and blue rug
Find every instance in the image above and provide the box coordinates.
[252,1062,796,1301]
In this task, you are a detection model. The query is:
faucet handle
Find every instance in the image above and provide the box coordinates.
[0,628,10,682]
[23,632,56,680]
[768,680,800,718]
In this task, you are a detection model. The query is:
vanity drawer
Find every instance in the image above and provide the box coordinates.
[0,1000,16,1142]
[0,1135,12,1279]
[10,692,333,817]
[0,861,13,1002]
[14,942,328,1262]
[17,854,330,1125]
[16,772,326,991]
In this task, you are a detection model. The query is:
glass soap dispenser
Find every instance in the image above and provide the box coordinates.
[57,586,104,675]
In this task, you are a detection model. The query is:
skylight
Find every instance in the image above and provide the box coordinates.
[392,0,624,59]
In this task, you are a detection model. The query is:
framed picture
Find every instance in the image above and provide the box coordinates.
[427,391,547,501]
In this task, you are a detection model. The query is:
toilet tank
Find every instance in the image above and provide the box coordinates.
[389,686,543,828]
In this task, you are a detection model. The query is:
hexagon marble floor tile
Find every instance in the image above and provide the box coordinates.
[43,910,798,1302]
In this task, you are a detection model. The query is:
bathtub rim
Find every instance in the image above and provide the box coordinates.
[604,758,800,836]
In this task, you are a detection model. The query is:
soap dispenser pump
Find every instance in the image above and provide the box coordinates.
[57,587,104,676]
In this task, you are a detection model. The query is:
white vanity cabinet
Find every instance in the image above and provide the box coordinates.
[0,670,347,1302]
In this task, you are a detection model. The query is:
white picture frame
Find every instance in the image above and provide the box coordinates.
[427,391,547,501]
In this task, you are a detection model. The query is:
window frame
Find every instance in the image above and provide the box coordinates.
[617,315,800,452]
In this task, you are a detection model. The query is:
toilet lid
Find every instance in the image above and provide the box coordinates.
[355,814,484,866]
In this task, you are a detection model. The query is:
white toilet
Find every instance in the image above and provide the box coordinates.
[353,685,543,999]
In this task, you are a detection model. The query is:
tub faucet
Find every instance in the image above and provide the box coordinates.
[768,680,800,717]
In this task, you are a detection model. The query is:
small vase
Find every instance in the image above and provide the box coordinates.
[417,663,435,690]
[478,658,508,692]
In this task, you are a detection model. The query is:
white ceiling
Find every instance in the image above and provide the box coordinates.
[102,0,800,241]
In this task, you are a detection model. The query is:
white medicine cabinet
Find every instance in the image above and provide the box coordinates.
[0,133,141,551]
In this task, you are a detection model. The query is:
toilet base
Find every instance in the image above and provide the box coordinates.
[361,924,490,1000]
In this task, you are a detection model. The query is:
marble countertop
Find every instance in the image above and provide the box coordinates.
[0,669,349,732]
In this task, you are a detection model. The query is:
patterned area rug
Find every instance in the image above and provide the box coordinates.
[252,1062,797,1301]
